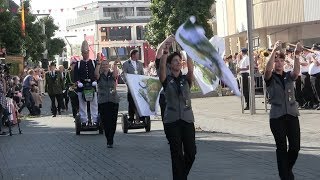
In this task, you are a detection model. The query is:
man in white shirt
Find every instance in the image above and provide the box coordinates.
[300,50,313,109]
[122,49,145,121]
[308,52,320,110]
[237,48,250,110]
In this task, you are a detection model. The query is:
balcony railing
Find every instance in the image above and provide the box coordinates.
[137,11,151,16]
[103,11,134,19]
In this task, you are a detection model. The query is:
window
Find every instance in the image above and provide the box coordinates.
[136,26,146,40]
[136,7,151,16]
[102,47,141,60]
[101,26,132,41]
[253,37,260,50]
[103,7,134,18]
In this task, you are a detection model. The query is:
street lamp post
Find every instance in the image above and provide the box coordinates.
[64,35,77,58]
[246,0,256,115]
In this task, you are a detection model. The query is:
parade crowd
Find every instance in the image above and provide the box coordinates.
[0,38,319,180]
[223,43,320,111]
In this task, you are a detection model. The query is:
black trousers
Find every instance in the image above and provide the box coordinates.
[49,94,63,115]
[99,102,119,145]
[69,94,79,118]
[159,93,166,121]
[270,115,300,180]
[241,73,249,107]
[301,73,316,107]
[63,90,69,110]
[20,88,35,115]
[164,120,197,180]
[310,73,320,104]
[127,92,136,120]
[294,76,304,106]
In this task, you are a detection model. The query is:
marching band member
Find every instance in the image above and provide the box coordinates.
[159,36,196,180]
[264,41,302,180]
[95,58,120,148]
[308,52,320,110]
[73,40,98,126]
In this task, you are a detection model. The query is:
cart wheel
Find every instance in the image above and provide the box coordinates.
[122,114,128,133]
[145,116,151,132]
[75,115,81,135]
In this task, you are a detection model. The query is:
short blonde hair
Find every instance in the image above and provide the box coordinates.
[28,69,34,75]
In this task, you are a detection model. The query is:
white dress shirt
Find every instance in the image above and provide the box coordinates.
[130,60,137,71]
[238,55,250,73]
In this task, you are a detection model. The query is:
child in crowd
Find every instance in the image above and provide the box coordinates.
[30,85,42,116]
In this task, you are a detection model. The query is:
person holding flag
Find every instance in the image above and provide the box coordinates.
[264,41,302,180]
[159,36,196,180]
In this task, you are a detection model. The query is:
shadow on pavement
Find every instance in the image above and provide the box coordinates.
[0,118,319,180]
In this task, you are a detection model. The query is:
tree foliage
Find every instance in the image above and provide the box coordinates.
[146,0,215,47]
[47,38,65,60]
[0,0,65,62]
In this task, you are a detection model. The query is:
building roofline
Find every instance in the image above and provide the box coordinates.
[72,0,150,9]
[95,18,150,24]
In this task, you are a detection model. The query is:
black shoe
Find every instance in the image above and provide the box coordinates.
[128,118,134,122]
[0,131,8,136]
[107,144,113,148]
[58,111,61,115]
[52,114,56,117]
[317,106,320,110]
[244,106,249,110]
[81,122,87,127]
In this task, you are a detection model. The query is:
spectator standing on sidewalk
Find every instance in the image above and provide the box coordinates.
[264,41,302,180]
[237,48,250,110]
[19,70,36,115]
[159,36,196,180]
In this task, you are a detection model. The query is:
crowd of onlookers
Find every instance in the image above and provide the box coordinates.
[223,43,320,110]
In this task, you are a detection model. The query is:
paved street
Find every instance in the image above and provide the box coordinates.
[0,85,319,180]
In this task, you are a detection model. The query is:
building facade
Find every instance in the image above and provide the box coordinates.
[216,0,320,55]
[66,0,154,64]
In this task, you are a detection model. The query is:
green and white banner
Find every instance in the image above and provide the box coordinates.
[176,16,240,96]
[125,74,162,117]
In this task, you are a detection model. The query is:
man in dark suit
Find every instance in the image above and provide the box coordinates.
[45,62,64,117]
[59,65,69,111]
[122,49,144,122]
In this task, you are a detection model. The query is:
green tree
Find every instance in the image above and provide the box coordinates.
[0,11,23,54]
[146,0,215,47]
[40,16,66,60]
[0,0,65,62]
[47,38,65,60]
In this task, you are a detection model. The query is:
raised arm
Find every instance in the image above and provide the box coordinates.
[113,59,120,78]
[291,42,303,80]
[95,61,101,80]
[265,41,281,80]
[159,36,175,83]
[186,54,194,85]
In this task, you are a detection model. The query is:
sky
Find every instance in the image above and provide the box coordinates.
[13,0,96,38]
